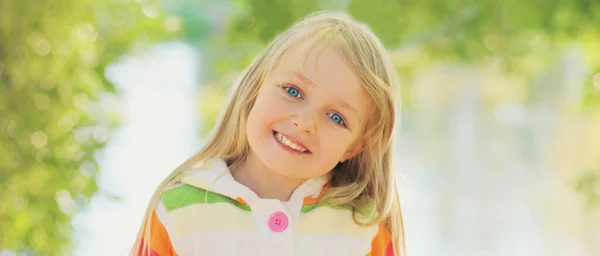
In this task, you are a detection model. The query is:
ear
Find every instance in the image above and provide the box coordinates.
[339,139,366,163]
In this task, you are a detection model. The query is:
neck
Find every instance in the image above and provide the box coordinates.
[231,153,307,202]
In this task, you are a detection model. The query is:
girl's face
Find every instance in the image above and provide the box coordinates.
[245,43,374,180]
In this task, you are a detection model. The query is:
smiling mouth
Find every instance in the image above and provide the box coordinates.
[272,131,311,154]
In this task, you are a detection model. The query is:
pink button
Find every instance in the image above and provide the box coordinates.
[268,211,288,232]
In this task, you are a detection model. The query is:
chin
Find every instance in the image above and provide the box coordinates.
[265,157,301,176]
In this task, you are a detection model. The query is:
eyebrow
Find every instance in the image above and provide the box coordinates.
[338,99,359,117]
[288,70,315,87]
[286,70,359,116]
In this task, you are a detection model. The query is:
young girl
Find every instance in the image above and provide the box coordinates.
[133,11,405,256]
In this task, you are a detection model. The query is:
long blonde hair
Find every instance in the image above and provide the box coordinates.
[133,11,405,256]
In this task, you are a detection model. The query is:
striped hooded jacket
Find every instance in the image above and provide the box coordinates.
[142,159,394,256]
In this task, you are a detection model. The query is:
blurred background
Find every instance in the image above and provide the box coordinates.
[1,0,600,255]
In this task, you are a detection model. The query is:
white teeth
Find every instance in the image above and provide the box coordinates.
[275,132,307,152]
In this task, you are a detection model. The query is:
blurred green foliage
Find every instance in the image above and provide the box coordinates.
[575,169,600,210]
[0,0,177,254]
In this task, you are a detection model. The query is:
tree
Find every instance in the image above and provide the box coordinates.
[0,0,177,254]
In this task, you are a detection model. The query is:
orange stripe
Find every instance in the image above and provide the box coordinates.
[150,211,178,256]
[303,182,330,205]
[235,197,247,205]
[367,222,393,256]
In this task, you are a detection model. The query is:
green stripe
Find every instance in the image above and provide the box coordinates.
[300,202,323,213]
[160,184,251,212]
[300,200,375,217]
[300,201,353,213]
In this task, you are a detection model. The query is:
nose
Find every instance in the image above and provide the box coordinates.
[291,111,316,134]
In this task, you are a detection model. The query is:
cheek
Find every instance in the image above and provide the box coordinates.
[261,93,295,119]
[247,95,269,134]
[248,89,288,130]
[318,130,353,158]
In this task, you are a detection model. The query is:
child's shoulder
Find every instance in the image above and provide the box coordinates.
[158,181,251,214]
[157,159,251,215]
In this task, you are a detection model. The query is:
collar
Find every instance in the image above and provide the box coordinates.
[180,159,330,206]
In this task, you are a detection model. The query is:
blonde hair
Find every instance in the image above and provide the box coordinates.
[133,11,405,256]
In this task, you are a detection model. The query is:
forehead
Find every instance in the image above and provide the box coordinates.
[275,42,357,86]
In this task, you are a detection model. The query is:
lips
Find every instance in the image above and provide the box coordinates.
[272,130,311,154]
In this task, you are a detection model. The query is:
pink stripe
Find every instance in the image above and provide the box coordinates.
[138,239,161,256]
[385,241,394,256]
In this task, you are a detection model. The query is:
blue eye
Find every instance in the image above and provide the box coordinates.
[285,87,301,98]
[328,113,345,126]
